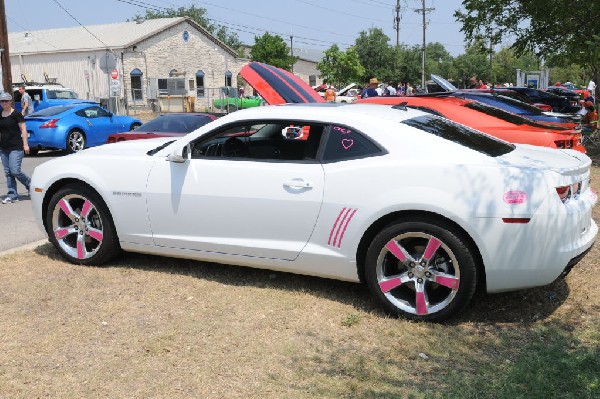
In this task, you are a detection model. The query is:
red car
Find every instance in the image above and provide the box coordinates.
[106,113,219,143]
[356,96,585,153]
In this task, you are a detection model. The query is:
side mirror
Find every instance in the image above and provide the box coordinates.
[106,112,113,117]
[166,143,190,163]
[33,94,41,102]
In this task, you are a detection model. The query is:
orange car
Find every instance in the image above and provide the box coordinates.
[357,96,585,153]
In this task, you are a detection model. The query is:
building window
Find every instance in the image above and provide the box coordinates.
[309,75,317,87]
[225,70,232,87]
[130,68,143,101]
[196,70,205,97]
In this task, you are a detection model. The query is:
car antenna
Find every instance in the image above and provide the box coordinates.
[392,102,408,111]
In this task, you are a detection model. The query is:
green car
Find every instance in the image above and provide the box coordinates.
[212,86,264,112]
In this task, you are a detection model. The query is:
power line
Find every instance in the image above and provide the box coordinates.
[6,14,60,50]
[50,0,113,50]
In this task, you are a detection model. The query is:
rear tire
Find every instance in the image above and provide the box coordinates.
[365,217,477,321]
[45,183,121,265]
[130,122,142,131]
[66,130,86,153]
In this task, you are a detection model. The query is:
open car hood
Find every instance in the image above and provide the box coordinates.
[430,74,458,92]
[240,62,325,105]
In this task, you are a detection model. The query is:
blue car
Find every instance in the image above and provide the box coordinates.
[25,103,142,154]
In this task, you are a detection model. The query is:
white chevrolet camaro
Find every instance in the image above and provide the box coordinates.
[30,103,598,321]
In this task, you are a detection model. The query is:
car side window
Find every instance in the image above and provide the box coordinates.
[189,121,325,162]
[76,107,109,118]
[322,125,383,162]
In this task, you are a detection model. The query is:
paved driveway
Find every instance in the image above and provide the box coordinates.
[0,151,60,252]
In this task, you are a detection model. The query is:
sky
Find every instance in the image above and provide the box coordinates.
[5,0,474,57]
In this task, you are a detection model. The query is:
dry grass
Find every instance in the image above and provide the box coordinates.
[0,164,599,398]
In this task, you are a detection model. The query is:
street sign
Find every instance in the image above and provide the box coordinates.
[99,53,117,74]
[111,68,119,80]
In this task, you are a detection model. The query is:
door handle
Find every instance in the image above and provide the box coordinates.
[283,179,313,189]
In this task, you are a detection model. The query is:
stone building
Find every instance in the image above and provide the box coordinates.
[5,17,324,114]
[6,17,245,113]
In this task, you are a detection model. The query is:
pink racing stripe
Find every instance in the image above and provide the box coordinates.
[379,277,403,293]
[77,239,85,259]
[80,200,93,218]
[416,291,428,315]
[422,237,441,260]
[328,208,346,246]
[335,208,357,248]
[332,208,352,247]
[54,228,70,240]
[434,274,459,290]
[385,240,407,261]
[87,228,103,242]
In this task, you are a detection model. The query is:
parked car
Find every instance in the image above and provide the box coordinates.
[545,86,583,110]
[13,83,93,113]
[357,96,585,152]
[426,75,580,126]
[423,91,580,127]
[30,102,598,322]
[212,86,264,113]
[26,103,142,154]
[107,113,219,143]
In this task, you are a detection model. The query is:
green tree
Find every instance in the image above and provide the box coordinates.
[132,5,241,50]
[455,0,600,95]
[354,28,395,82]
[452,38,490,87]
[317,45,365,87]
[250,33,297,71]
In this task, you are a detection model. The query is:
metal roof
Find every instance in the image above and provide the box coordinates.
[8,17,236,56]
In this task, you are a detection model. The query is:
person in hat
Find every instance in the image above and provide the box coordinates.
[360,78,379,98]
[324,85,336,102]
[0,92,31,204]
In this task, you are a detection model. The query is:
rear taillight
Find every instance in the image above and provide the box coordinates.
[556,186,570,203]
[40,119,59,129]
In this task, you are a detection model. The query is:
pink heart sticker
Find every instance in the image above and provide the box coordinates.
[341,139,354,150]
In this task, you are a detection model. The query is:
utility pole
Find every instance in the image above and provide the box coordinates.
[394,0,401,47]
[414,0,434,90]
[0,0,12,92]
[289,35,294,72]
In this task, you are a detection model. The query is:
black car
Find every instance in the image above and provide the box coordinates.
[495,87,581,113]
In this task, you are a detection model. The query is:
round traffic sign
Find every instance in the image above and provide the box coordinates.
[111,68,119,80]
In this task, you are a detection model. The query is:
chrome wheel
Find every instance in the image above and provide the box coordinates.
[376,232,460,316]
[67,130,85,153]
[51,194,104,260]
[365,218,477,321]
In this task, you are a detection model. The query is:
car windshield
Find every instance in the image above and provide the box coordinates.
[29,105,77,116]
[136,114,214,133]
[401,114,514,157]
[463,102,571,130]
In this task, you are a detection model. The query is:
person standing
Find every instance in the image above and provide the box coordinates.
[324,85,336,102]
[587,79,596,103]
[18,86,34,116]
[360,78,379,98]
[0,92,31,204]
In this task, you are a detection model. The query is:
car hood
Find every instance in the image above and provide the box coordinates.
[430,74,458,91]
[80,137,176,156]
[240,62,325,105]
[336,83,356,96]
[499,144,591,174]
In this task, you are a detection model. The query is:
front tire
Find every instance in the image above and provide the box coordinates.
[66,130,86,153]
[46,184,120,265]
[365,217,477,321]
[130,122,142,130]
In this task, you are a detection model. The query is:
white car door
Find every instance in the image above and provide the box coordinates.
[146,122,326,261]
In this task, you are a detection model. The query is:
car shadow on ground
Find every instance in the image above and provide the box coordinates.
[33,243,568,324]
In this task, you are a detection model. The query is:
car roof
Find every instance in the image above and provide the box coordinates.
[221,102,426,124]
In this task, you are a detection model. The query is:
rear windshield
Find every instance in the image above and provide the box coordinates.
[136,114,214,133]
[401,115,514,157]
[463,102,571,130]
[46,90,77,99]
[29,105,77,116]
